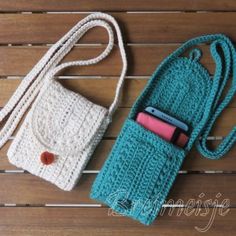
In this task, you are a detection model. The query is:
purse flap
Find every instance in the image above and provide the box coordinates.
[31,80,108,155]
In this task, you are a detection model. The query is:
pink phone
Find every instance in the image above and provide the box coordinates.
[136,112,188,148]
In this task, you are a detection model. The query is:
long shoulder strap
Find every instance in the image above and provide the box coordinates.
[131,34,235,159]
[168,34,236,159]
[0,12,127,149]
[194,35,236,159]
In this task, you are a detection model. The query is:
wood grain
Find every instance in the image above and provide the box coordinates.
[2,106,235,138]
[1,139,236,171]
[0,0,236,12]
[0,79,235,108]
[0,2,235,236]
[0,173,235,204]
[0,106,234,166]
[0,79,144,108]
[0,207,235,236]
[0,45,217,76]
[0,78,234,172]
[0,13,236,44]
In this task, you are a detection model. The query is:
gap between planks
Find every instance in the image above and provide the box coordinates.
[0,42,199,46]
[1,204,233,208]
[1,11,236,14]
[1,170,233,174]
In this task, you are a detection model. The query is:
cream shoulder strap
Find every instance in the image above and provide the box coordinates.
[0,12,127,148]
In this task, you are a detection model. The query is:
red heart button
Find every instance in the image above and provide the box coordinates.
[40,151,55,165]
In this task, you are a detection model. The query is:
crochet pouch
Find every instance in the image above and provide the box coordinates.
[90,34,236,224]
[0,13,127,191]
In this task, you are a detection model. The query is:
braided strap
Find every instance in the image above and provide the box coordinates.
[131,34,235,159]
[0,12,127,148]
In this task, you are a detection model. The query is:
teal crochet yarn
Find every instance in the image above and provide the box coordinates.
[90,34,236,225]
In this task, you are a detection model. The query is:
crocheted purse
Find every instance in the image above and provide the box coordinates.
[90,34,236,224]
[0,13,127,191]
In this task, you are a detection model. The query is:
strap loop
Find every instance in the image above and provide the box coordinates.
[189,48,201,62]
[0,12,127,149]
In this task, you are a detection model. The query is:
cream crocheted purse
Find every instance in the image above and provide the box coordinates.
[0,13,127,191]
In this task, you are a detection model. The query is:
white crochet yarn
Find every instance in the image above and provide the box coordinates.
[8,80,108,190]
[1,13,127,191]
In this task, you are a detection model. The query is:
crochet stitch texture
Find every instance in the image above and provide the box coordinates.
[90,34,236,224]
[8,80,108,191]
[0,13,127,191]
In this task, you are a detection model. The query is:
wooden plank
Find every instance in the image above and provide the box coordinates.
[0,79,144,108]
[0,64,234,150]
[183,142,236,171]
[0,105,235,171]
[0,173,235,204]
[0,0,236,12]
[0,79,235,108]
[0,45,217,76]
[1,139,236,171]
[0,13,236,44]
[0,101,235,138]
[0,99,234,171]
[0,207,235,236]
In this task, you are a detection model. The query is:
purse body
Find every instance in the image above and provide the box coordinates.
[8,79,109,191]
[91,55,211,224]
[91,35,236,224]
[0,13,127,191]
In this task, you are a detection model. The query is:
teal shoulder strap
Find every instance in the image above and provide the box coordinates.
[174,34,236,159]
[194,35,235,159]
[134,34,236,159]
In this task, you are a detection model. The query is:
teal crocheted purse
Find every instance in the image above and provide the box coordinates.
[90,34,236,225]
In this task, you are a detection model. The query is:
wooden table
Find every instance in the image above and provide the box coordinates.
[0,1,235,235]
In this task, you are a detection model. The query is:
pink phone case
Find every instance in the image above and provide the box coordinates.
[136,112,188,147]
[136,112,176,141]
